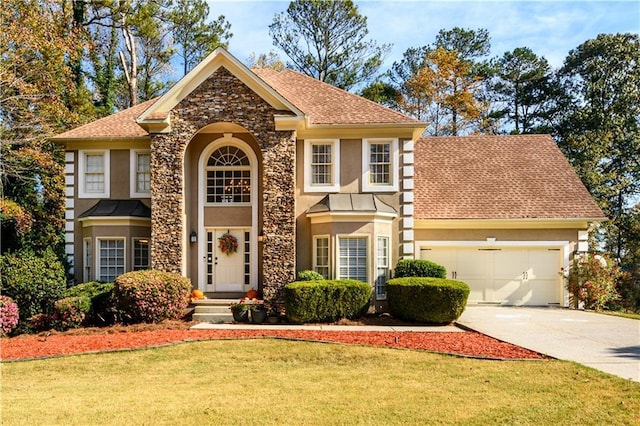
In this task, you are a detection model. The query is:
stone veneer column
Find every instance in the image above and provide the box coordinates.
[148,67,296,310]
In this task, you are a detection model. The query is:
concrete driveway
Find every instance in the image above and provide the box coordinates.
[457,306,640,382]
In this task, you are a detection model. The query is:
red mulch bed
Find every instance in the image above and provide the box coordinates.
[0,321,546,361]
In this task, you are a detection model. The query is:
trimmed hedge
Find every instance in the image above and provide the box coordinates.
[386,277,469,324]
[394,259,447,279]
[114,270,191,324]
[296,270,324,281]
[284,280,372,323]
[52,296,92,330]
[63,282,116,326]
[0,249,66,322]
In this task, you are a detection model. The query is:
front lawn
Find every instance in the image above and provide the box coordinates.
[2,339,638,425]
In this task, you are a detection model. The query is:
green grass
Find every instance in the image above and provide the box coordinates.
[2,339,639,425]
[599,310,640,320]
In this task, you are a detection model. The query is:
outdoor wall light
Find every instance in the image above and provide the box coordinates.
[190,230,197,244]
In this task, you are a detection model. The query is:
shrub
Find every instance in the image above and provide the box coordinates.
[297,270,324,281]
[0,249,66,322]
[51,296,92,331]
[394,259,447,279]
[284,280,372,323]
[386,277,470,324]
[567,253,620,311]
[113,270,192,324]
[0,295,20,336]
[63,282,117,325]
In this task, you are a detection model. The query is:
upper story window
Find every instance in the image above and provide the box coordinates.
[131,150,151,197]
[304,139,340,193]
[362,138,398,192]
[206,146,251,204]
[79,150,110,198]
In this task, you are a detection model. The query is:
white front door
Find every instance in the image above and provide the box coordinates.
[205,229,248,292]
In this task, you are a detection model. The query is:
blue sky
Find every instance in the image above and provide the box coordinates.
[208,0,639,71]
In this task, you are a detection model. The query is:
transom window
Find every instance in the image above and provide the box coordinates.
[206,146,251,204]
[338,237,367,282]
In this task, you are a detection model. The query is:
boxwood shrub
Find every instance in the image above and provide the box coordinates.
[284,280,372,323]
[296,270,324,281]
[63,282,116,326]
[386,277,470,324]
[394,259,447,279]
[114,270,191,324]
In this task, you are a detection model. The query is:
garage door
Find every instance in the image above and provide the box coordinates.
[420,246,562,306]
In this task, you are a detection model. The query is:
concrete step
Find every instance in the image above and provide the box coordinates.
[194,305,232,314]
[192,312,234,324]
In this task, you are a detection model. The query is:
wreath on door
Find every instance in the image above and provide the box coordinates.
[218,232,238,255]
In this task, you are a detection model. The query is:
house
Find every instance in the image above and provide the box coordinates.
[53,48,605,309]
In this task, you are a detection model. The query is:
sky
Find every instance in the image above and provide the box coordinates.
[207,0,639,72]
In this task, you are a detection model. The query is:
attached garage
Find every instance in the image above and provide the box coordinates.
[419,243,566,306]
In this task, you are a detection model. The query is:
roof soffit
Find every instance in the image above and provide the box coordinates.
[136,48,305,132]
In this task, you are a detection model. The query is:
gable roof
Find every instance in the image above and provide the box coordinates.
[253,68,420,126]
[414,134,605,221]
[53,98,157,140]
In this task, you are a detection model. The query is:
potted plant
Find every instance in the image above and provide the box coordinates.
[249,299,267,324]
[229,299,249,322]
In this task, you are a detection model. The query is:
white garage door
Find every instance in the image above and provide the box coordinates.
[420,246,563,306]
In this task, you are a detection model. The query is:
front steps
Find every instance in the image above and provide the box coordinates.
[191,299,236,323]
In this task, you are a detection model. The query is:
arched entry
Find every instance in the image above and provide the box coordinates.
[196,133,258,293]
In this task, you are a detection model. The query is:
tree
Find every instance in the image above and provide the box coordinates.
[269,0,390,91]
[491,47,558,134]
[247,51,286,71]
[405,47,483,135]
[168,0,232,76]
[556,33,640,262]
[0,0,88,259]
[435,27,490,64]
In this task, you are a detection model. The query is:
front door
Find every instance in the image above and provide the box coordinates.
[206,228,248,292]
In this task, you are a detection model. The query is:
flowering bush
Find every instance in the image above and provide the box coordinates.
[218,232,238,255]
[567,253,621,311]
[230,298,264,312]
[114,270,192,324]
[0,295,20,336]
[51,296,92,331]
[63,282,117,326]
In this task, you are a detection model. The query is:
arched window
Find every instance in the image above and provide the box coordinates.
[206,146,251,204]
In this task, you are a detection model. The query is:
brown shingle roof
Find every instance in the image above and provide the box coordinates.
[253,68,419,125]
[53,98,158,139]
[414,135,605,220]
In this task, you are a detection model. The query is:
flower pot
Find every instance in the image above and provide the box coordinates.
[250,308,267,324]
[232,309,249,323]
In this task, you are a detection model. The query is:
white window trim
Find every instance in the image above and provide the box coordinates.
[312,235,331,279]
[78,150,110,198]
[97,237,126,282]
[304,139,340,193]
[336,234,370,283]
[132,237,150,271]
[362,138,398,192]
[375,235,391,300]
[130,150,151,198]
[83,237,92,282]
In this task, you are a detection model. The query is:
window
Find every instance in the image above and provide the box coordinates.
[79,150,110,198]
[131,150,150,197]
[362,138,398,192]
[98,238,125,282]
[133,238,149,271]
[244,231,251,285]
[376,236,390,300]
[313,236,330,278]
[304,139,340,192]
[338,236,367,282]
[84,238,92,282]
[206,146,251,204]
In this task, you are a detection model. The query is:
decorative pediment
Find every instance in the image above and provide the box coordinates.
[136,47,305,133]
